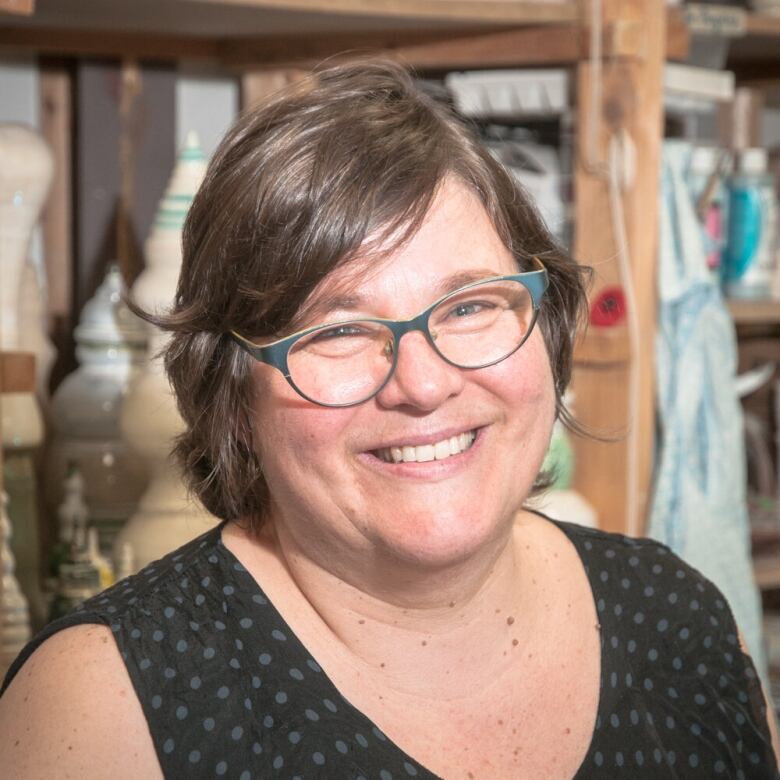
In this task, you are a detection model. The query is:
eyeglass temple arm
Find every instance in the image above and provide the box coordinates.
[524,257,548,307]
[229,330,288,372]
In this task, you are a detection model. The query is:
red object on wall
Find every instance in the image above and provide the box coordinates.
[590,286,627,327]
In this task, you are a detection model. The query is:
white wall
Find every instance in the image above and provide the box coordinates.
[0,56,38,127]
[176,63,238,159]
[763,107,780,149]
[0,56,43,276]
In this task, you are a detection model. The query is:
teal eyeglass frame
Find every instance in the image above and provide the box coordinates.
[230,257,549,408]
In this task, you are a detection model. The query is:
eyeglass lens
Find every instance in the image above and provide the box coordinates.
[286,279,535,405]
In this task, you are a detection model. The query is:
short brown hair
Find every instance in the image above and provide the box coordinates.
[154,59,589,525]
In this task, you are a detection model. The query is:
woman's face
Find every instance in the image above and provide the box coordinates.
[251,178,556,574]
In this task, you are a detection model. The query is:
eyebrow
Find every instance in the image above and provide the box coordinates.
[299,268,507,325]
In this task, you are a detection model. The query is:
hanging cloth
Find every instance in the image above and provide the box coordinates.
[648,140,766,675]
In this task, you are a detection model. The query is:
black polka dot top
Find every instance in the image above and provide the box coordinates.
[3,519,778,778]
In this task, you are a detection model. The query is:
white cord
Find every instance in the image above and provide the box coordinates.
[607,133,642,537]
[585,0,608,175]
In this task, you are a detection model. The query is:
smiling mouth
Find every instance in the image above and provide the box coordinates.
[374,430,477,464]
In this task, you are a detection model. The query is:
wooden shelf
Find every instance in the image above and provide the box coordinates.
[728,299,780,326]
[0,0,33,16]
[669,4,780,39]
[0,0,699,68]
[745,13,780,37]
[754,552,780,590]
[0,352,35,394]
[0,0,585,68]
[203,0,580,24]
[0,0,578,37]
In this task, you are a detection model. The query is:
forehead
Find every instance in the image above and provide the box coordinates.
[297,179,515,322]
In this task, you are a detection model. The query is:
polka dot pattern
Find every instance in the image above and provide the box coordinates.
[573,523,778,778]
[5,520,778,778]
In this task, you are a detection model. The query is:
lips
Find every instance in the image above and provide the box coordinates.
[373,430,477,464]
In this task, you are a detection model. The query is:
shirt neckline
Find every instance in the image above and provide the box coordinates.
[214,517,609,779]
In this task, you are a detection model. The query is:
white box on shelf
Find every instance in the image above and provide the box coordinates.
[664,63,735,103]
[445,69,568,118]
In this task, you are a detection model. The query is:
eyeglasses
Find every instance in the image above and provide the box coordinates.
[231,258,548,408]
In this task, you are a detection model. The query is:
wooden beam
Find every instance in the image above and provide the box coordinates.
[0,0,33,15]
[0,27,219,61]
[224,24,586,69]
[0,353,35,394]
[745,12,780,36]
[38,59,73,335]
[241,68,308,110]
[571,0,665,537]
[665,7,691,61]
[195,0,579,24]
[729,299,780,326]
[1,20,686,67]
[1,24,581,66]
[224,21,688,70]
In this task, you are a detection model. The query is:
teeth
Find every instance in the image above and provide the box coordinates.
[417,445,435,462]
[434,441,450,460]
[376,430,476,464]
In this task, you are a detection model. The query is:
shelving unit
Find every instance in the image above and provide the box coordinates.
[754,551,780,590]
[730,299,780,326]
[2,1,780,538]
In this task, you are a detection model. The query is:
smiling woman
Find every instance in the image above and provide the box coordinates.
[1,60,778,780]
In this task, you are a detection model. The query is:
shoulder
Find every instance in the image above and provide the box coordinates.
[0,623,162,779]
[2,524,226,697]
[0,526,228,779]
[556,519,740,639]
[560,522,779,770]
[557,520,717,586]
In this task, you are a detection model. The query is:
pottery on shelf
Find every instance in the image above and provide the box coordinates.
[46,265,149,556]
[0,124,53,448]
[0,124,55,630]
[17,260,57,406]
[116,132,216,571]
[0,124,54,352]
[0,492,31,678]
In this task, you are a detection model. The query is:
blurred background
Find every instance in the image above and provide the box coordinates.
[2,0,780,718]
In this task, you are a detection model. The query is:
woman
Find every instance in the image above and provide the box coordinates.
[1,61,777,779]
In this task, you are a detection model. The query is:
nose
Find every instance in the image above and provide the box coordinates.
[375,329,465,411]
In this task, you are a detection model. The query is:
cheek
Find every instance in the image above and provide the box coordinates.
[492,329,556,413]
[250,364,353,474]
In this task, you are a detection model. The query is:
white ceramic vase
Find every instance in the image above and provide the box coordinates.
[47,266,149,555]
[0,492,31,677]
[18,260,57,406]
[0,124,54,629]
[116,133,216,570]
[0,124,53,448]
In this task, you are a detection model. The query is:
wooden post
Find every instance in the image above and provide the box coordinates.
[240,69,308,111]
[0,0,34,15]
[39,58,73,392]
[571,0,666,536]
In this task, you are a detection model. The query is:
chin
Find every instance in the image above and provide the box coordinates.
[370,503,513,569]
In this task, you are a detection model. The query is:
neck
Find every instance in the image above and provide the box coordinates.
[232,510,543,702]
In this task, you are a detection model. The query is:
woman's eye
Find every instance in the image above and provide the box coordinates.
[310,325,365,342]
[450,301,489,318]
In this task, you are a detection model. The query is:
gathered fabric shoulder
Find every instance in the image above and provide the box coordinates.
[1,524,434,778]
[550,517,779,778]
